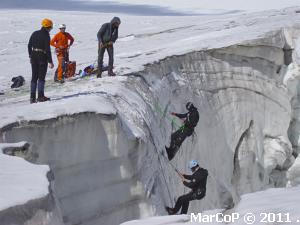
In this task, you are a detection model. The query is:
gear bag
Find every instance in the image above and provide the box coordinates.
[11,76,25,88]
[65,61,76,78]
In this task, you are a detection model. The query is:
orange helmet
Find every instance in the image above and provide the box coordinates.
[41,18,53,28]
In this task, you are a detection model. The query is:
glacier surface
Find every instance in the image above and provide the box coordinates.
[1,7,300,225]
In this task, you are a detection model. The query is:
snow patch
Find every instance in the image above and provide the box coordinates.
[0,95,116,128]
[287,156,300,186]
[0,142,49,210]
[283,63,300,88]
[122,186,300,225]
[264,136,293,172]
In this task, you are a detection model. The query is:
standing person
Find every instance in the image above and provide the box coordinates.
[28,18,54,103]
[165,102,199,160]
[50,24,74,83]
[166,160,208,215]
[97,17,121,78]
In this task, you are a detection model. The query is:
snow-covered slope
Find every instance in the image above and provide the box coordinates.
[0,8,299,97]
[1,7,300,225]
[121,185,300,225]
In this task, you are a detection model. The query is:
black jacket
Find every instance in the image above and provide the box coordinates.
[28,28,53,63]
[97,17,120,44]
[183,167,208,192]
[174,106,199,129]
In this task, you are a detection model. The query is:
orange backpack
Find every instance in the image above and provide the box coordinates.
[65,61,76,78]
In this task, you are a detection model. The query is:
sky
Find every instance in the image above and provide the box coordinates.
[0,0,187,16]
[0,0,299,15]
[82,0,300,12]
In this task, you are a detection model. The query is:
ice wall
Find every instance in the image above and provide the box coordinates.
[1,28,300,225]
[134,29,296,211]
[285,28,300,186]
[1,113,154,225]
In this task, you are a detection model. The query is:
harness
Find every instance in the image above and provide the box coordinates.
[102,42,113,48]
[32,48,46,54]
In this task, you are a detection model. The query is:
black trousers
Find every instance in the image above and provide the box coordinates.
[30,56,48,98]
[167,126,194,160]
[174,190,205,214]
[98,44,114,71]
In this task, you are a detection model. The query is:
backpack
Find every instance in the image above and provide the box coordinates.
[11,76,25,88]
[65,61,76,78]
[186,109,199,128]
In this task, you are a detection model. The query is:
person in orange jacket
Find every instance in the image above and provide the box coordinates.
[50,24,74,83]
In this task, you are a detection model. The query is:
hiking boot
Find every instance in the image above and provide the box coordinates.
[165,146,174,161]
[30,98,36,104]
[97,71,102,78]
[30,93,36,104]
[37,96,50,102]
[165,207,176,215]
[54,79,64,84]
[108,70,116,76]
[165,146,176,161]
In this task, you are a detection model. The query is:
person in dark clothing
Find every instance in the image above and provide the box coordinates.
[97,17,121,78]
[165,102,199,160]
[166,160,208,215]
[28,18,54,103]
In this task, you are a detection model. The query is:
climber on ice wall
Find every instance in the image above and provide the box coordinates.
[165,102,199,160]
[165,160,208,215]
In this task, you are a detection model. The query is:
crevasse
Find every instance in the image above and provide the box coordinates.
[1,28,300,225]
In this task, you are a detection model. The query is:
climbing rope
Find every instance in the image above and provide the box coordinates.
[153,102,183,130]
[110,94,174,204]
[160,153,178,172]
[147,129,174,204]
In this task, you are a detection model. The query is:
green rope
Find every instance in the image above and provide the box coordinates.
[153,102,183,130]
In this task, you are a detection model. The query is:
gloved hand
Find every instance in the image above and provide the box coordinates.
[49,62,54,69]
